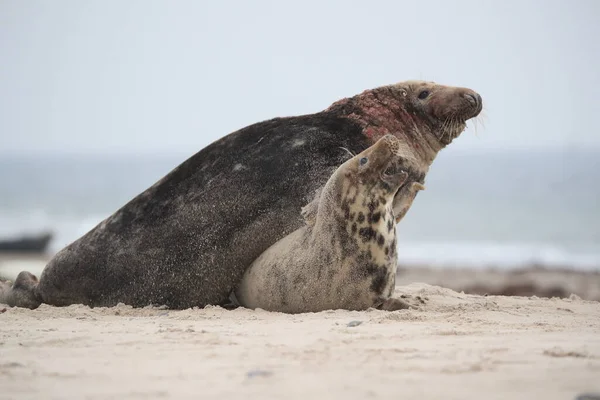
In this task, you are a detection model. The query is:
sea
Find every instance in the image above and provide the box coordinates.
[1,147,599,278]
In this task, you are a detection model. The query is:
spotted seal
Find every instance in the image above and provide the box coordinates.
[0,80,482,309]
[235,134,425,313]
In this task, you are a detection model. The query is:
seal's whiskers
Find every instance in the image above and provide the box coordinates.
[339,147,356,159]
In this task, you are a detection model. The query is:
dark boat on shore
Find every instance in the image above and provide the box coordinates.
[0,232,53,254]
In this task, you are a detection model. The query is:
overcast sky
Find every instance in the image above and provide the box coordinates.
[1,0,598,155]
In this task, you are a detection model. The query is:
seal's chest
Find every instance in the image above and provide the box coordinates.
[327,202,398,307]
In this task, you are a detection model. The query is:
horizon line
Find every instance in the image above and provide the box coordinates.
[1,143,599,158]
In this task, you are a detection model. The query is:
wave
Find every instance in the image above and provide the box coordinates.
[397,241,600,271]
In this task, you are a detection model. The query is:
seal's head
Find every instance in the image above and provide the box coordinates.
[391,80,482,145]
[302,134,424,228]
[314,134,423,221]
[328,80,483,164]
[348,134,412,194]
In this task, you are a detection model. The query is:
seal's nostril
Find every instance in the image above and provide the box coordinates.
[465,93,478,107]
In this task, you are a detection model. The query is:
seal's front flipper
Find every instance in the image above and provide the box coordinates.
[300,187,323,226]
[0,271,42,309]
[393,182,426,223]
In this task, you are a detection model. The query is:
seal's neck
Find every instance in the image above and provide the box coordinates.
[313,176,397,259]
[345,188,398,266]
[327,88,444,168]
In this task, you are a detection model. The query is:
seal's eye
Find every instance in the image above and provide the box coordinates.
[418,90,430,99]
[359,157,368,166]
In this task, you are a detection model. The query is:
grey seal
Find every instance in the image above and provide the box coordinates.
[0,80,482,309]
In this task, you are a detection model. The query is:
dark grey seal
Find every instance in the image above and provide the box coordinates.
[0,80,482,309]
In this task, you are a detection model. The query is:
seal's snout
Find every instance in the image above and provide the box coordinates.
[381,134,400,154]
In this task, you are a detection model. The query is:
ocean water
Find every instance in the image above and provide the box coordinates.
[0,148,598,273]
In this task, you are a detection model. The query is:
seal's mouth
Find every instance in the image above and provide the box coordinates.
[437,119,467,145]
[380,162,408,188]
[436,92,483,145]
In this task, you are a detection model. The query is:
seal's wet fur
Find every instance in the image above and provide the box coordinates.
[0,80,482,309]
[235,135,425,313]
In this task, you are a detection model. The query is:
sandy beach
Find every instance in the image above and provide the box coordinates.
[1,282,599,400]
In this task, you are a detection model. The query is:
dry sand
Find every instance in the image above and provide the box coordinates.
[1,283,599,400]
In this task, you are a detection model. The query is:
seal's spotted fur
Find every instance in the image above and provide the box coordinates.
[235,135,425,313]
